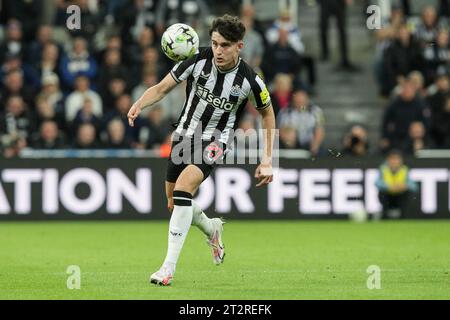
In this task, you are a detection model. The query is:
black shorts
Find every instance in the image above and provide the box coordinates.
[166,136,227,183]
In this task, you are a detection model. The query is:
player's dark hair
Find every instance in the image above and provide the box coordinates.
[209,15,246,42]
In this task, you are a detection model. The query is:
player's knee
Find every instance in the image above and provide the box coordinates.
[173,183,194,194]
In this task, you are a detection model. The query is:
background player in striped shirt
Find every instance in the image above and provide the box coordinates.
[127,15,276,286]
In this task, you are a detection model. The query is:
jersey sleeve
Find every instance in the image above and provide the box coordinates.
[249,74,271,110]
[170,55,197,83]
[170,47,211,83]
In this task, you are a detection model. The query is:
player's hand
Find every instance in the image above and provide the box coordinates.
[127,101,142,127]
[255,162,273,187]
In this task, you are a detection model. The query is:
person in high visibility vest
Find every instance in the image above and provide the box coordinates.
[375,149,418,219]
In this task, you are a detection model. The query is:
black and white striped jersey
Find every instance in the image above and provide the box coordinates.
[169,47,271,144]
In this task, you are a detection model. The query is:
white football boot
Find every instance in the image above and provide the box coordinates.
[207,218,225,265]
[149,265,174,286]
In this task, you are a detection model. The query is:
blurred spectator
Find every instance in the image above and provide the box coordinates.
[98,49,129,101]
[35,94,67,134]
[0,95,35,154]
[381,24,423,97]
[391,71,427,100]
[141,46,167,81]
[263,28,301,84]
[102,94,142,144]
[30,120,66,149]
[277,89,325,156]
[375,150,418,219]
[381,80,430,153]
[59,37,98,90]
[375,4,406,41]
[155,0,210,38]
[73,123,101,149]
[39,72,65,113]
[0,69,36,109]
[96,35,123,64]
[103,118,132,149]
[132,71,158,105]
[413,6,445,49]
[422,30,450,86]
[102,0,128,24]
[67,0,100,41]
[26,25,55,64]
[65,76,102,123]
[1,1,42,42]
[430,95,450,148]
[101,77,128,113]
[265,9,316,90]
[408,71,427,99]
[401,121,429,155]
[374,5,406,89]
[342,124,369,157]
[240,13,264,72]
[139,105,173,150]
[427,73,450,105]
[119,0,159,45]
[71,97,101,136]
[0,53,40,91]
[34,43,61,86]
[270,73,293,116]
[54,0,100,41]
[266,9,305,58]
[318,0,357,70]
[126,27,158,85]
[279,126,300,149]
[0,19,26,62]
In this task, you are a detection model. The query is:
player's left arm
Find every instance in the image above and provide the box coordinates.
[255,104,276,187]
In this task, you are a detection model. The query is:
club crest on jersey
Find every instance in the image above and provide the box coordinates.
[195,84,235,111]
[230,84,241,97]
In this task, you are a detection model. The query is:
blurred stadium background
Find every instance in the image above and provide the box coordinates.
[0,0,449,300]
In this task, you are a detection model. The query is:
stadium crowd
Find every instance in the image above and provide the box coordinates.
[374,0,450,155]
[0,0,449,159]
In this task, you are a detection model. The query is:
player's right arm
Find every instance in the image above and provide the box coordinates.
[127,73,178,127]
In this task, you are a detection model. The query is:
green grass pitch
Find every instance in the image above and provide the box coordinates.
[0,220,449,299]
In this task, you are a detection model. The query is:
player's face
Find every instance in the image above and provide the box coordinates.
[211,32,243,71]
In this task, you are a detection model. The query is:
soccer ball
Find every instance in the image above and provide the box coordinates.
[161,23,199,62]
[349,209,368,223]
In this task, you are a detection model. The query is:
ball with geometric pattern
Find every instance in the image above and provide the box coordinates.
[161,23,199,62]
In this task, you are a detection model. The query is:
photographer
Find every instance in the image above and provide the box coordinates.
[342,124,369,157]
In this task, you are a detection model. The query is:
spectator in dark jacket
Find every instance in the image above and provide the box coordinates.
[98,49,129,101]
[72,123,101,149]
[430,95,450,148]
[381,80,431,153]
[103,118,133,149]
[401,121,430,155]
[0,69,36,110]
[30,120,66,149]
[428,74,450,147]
[382,25,423,96]
[263,28,301,83]
[139,106,172,150]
